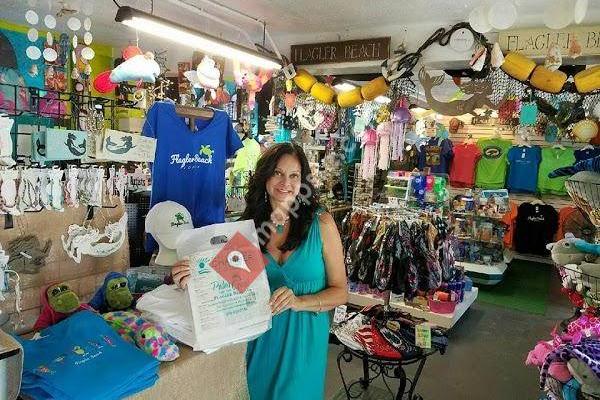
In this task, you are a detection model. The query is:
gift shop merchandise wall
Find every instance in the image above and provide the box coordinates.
[1,0,600,399]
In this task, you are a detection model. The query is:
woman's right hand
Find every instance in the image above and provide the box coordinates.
[172,258,191,289]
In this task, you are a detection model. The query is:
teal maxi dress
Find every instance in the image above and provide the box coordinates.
[246,212,330,400]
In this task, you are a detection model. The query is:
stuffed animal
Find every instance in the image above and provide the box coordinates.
[547,233,599,266]
[88,271,135,313]
[233,59,271,110]
[568,358,600,397]
[103,311,179,362]
[33,282,93,331]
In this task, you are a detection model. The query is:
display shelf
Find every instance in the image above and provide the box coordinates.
[457,261,508,285]
[347,292,386,307]
[513,253,554,265]
[389,288,479,329]
[347,289,478,329]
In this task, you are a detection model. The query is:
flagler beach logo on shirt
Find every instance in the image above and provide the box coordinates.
[170,144,214,169]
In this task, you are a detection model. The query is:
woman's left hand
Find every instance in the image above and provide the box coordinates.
[269,286,299,315]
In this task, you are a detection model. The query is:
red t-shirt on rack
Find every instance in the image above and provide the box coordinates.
[450,142,481,187]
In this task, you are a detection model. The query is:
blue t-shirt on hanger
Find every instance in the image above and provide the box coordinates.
[143,101,243,251]
[417,137,454,174]
[507,145,541,193]
[575,147,600,162]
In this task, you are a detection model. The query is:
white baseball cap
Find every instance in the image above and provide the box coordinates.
[145,201,194,265]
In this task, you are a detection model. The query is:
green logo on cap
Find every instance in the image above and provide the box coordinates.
[171,212,189,227]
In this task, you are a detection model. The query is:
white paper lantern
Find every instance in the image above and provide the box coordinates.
[544,0,573,29]
[488,1,518,30]
[574,0,588,24]
[468,5,492,34]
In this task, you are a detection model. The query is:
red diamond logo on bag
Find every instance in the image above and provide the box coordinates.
[209,232,267,293]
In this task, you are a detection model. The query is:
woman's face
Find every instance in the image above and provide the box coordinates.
[266,154,302,206]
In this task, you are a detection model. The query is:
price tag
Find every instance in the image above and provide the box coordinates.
[415,323,432,349]
[333,305,347,324]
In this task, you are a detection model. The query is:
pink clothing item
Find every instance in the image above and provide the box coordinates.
[361,128,378,179]
[526,341,556,367]
[377,122,392,170]
[549,361,572,383]
[567,315,600,344]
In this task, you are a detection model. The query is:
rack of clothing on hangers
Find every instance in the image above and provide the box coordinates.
[341,205,464,301]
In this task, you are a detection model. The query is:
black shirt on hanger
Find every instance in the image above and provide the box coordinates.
[514,202,559,256]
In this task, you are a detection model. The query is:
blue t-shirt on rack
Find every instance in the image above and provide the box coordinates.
[417,137,453,174]
[507,145,541,193]
[575,147,600,162]
[143,101,243,251]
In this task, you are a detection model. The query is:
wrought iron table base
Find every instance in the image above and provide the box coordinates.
[337,346,435,400]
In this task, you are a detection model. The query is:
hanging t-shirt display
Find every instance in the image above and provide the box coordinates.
[417,137,453,174]
[143,101,243,251]
[449,142,481,187]
[390,145,419,171]
[514,202,558,255]
[575,147,600,162]
[507,145,542,193]
[537,147,576,196]
[475,138,512,189]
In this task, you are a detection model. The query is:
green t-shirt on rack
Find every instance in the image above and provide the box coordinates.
[538,147,576,196]
[475,138,512,189]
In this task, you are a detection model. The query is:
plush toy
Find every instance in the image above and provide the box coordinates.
[110,52,160,84]
[233,59,271,110]
[526,340,555,367]
[579,262,600,296]
[568,358,600,397]
[547,233,600,266]
[33,282,93,331]
[88,271,135,314]
[103,311,179,362]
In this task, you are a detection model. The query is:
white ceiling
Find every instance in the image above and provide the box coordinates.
[4,0,600,54]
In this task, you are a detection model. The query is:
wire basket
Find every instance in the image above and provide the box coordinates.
[565,176,600,244]
[558,264,600,309]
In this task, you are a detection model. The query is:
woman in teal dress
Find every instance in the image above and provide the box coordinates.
[172,143,347,399]
[241,143,348,400]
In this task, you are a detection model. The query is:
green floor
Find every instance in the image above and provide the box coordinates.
[476,260,552,315]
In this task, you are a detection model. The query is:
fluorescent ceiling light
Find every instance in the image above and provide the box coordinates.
[334,82,356,92]
[115,6,281,70]
[374,95,391,104]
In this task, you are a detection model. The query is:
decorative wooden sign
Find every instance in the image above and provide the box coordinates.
[291,37,390,65]
[499,25,600,57]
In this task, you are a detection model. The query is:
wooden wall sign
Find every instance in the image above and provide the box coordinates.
[499,26,600,57]
[291,37,390,65]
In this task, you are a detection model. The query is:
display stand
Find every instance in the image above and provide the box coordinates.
[389,288,479,329]
[336,345,438,400]
[456,261,508,285]
[347,288,478,329]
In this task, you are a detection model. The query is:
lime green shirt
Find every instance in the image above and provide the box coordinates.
[232,138,261,172]
[475,138,512,189]
[538,147,575,195]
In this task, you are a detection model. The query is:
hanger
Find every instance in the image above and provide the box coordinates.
[518,136,532,148]
[492,128,502,139]
[552,143,566,150]
[581,144,595,151]
[531,197,545,205]
[174,104,214,132]
[464,133,474,145]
